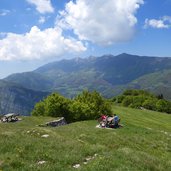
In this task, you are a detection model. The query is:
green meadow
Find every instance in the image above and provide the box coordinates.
[0,106,171,171]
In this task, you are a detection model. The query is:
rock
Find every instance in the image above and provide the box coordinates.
[41,134,49,138]
[85,157,92,161]
[140,107,146,110]
[37,160,46,165]
[46,117,67,127]
[73,164,80,168]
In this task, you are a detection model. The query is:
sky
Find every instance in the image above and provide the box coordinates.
[0,0,171,78]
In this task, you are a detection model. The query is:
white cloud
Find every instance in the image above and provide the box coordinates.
[0,26,86,61]
[0,9,10,16]
[144,16,171,29]
[57,0,144,45]
[26,0,54,14]
[39,16,46,24]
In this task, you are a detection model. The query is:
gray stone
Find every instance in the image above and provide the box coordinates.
[46,117,67,127]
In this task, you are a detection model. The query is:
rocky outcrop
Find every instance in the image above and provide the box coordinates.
[46,117,67,127]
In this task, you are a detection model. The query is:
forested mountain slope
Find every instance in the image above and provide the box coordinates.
[0,80,49,115]
[4,53,171,98]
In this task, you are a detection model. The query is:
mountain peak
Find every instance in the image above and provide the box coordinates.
[117,53,131,56]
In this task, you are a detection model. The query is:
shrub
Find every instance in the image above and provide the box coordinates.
[69,101,93,121]
[32,90,112,122]
[142,98,157,110]
[32,101,45,116]
[32,93,71,119]
[122,96,133,107]
[75,90,112,118]
[156,100,171,113]
[129,96,146,108]
[115,95,125,103]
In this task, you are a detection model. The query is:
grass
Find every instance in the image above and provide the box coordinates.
[0,106,171,171]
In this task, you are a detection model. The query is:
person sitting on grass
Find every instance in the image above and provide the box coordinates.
[98,114,107,127]
[113,114,120,128]
[98,114,121,128]
[105,115,113,127]
[101,114,107,121]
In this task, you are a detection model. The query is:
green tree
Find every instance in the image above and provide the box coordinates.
[156,99,171,113]
[69,101,92,121]
[122,96,133,107]
[123,89,154,97]
[142,98,157,110]
[129,96,146,108]
[32,101,45,116]
[157,94,164,99]
[123,89,139,96]
[75,90,112,118]
[44,93,70,118]
[32,93,71,119]
[114,95,125,103]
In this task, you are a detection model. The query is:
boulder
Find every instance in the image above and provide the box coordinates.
[46,117,67,127]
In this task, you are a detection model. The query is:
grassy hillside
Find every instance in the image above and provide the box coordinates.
[128,69,171,100]
[0,106,171,171]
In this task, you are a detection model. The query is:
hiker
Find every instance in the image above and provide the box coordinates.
[98,114,107,127]
[113,114,120,127]
[98,114,107,122]
[105,116,113,127]
[101,114,107,121]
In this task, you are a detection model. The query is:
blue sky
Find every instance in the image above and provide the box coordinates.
[0,0,171,78]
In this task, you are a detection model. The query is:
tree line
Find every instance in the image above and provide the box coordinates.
[112,89,171,114]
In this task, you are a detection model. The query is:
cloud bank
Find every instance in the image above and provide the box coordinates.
[58,0,144,45]
[26,0,54,14]
[145,16,171,29]
[0,26,86,61]
[0,0,144,61]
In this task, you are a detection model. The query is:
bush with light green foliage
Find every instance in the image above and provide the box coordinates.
[32,93,70,118]
[156,99,171,113]
[32,90,112,122]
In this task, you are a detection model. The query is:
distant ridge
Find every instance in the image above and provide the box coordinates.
[5,53,171,96]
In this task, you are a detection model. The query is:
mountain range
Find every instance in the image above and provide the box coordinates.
[1,53,171,115]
